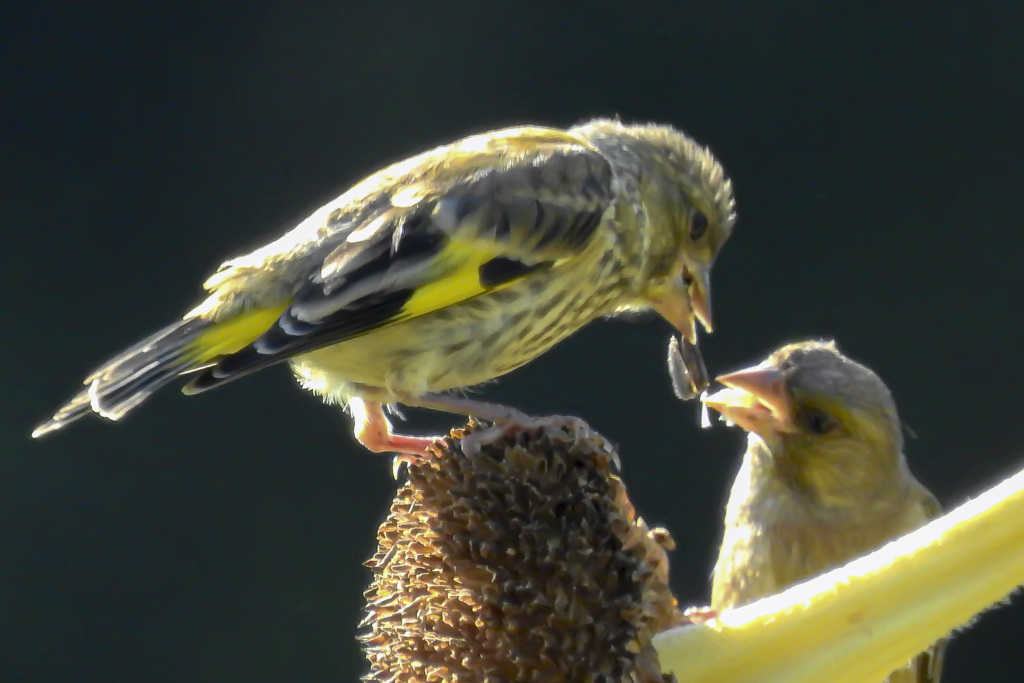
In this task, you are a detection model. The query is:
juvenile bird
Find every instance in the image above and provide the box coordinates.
[702,340,945,683]
[33,118,735,466]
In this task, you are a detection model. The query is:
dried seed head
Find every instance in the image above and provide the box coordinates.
[360,417,681,683]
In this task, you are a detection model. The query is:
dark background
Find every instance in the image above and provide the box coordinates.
[4,2,1023,681]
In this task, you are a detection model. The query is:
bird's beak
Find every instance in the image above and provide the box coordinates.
[648,278,697,344]
[688,265,713,334]
[648,265,714,344]
[702,361,797,436]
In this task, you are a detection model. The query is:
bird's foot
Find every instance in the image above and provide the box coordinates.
[382,393,615,467]
[370,433,446,481]
[682,605,719,624]
[456,412,616,467]
[389,450,441,480]
[348,397,444,478]
[409,392,533,425]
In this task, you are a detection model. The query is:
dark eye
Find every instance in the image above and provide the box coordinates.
[690,210,708,240]
[802,407,838,435]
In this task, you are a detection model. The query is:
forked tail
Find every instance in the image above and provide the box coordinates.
[31,318,217,438]
[32,303,288,438]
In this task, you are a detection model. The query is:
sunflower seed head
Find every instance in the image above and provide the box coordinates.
[360,417,681,682]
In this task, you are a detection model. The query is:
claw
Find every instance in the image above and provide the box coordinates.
[682,605,719,624]
[391,453,423,480]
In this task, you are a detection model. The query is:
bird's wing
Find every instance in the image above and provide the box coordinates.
[185,127,617,392]
[907,643,945,683]
[913,488,946,683]
[889,484,945,683]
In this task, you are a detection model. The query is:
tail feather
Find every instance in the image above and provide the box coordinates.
[31,317,213,438]
[33,302,293,438]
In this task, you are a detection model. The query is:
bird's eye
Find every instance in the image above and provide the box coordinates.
[802,407,838,435]
[690,210,708,240]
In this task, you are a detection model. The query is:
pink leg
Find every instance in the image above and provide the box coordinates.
[349,397,440,466]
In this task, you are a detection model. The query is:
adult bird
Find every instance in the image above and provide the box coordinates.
[34,118,735,467]
[702,340,945,682]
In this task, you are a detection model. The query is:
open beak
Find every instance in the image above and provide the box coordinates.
[702,361,797,437]
[648,265,714,344]
[649,280,697,344]
[688,266,713,334]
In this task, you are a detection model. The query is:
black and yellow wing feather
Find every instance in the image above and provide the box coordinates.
[184,128,616,392]
[33,127,617,435]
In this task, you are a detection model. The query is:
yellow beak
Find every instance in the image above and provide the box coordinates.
[648,265,714,344]
[688,266,713,334]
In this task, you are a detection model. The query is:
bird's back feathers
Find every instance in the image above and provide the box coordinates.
[184,135,615,393]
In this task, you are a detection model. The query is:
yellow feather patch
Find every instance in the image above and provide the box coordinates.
[849,407,896,446]
[805,396,896,453]
[189,303,290,362]
[397,242,507,322]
